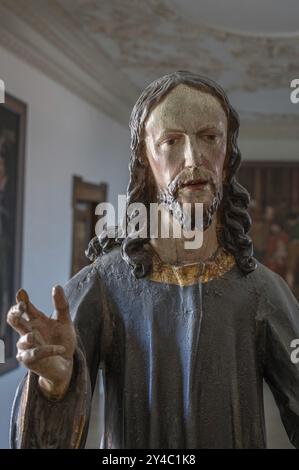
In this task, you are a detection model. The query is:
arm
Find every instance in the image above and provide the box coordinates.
[10,346,90,449]
[9,262,112,449]
[261,268,299,448]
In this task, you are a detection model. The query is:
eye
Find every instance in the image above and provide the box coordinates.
[160,135,181,147]
[202,134,218,143]
[164,137,178,146]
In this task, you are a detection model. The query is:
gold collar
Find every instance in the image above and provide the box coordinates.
[149,247,236,286]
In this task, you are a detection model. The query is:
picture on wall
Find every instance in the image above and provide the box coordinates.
[238,162,299,301]
[0,93,26,374]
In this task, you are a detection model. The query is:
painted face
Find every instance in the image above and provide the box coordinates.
[144,84,228,230]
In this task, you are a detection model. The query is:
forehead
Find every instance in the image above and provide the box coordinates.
[144,84,227,137]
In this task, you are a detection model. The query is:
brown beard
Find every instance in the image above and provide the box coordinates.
[157,166,223,231]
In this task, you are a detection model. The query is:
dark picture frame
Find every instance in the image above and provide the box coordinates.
[71,176,107,277]
[0,93,27,375]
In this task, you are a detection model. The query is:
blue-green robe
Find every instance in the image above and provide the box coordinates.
[10,246,299,448]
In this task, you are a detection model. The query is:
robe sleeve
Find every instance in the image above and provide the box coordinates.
[9,261,113,449]
[260,267,299,448]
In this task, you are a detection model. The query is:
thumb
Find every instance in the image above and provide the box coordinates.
[52,285,71,324]
[16,288,41,320]
[16,288,29,306]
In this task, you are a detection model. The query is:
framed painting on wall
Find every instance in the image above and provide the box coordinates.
[0,93,27,374]
[71,176,107,277]
[238,161,299,301]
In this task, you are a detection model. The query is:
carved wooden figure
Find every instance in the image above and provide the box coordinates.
[7,72,299,449]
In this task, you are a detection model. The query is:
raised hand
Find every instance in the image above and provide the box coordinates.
[7,286,76,400]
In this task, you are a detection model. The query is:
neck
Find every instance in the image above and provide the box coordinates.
[149,206,219,265]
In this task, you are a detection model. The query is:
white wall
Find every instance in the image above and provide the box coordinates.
[0,44,130,448]
[240,137,299,162]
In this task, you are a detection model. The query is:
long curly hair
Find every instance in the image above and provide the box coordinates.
[86,71,256,277]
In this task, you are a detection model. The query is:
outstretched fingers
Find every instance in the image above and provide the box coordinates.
[52,285,71,324]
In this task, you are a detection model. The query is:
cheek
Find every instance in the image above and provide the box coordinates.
[217,144,227,172]
[146,145,184,188]
[205,142,227,179]
[145,141,165,187]
[148,159,165,188]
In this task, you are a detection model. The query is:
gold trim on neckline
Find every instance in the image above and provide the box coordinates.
[149,248,236,286]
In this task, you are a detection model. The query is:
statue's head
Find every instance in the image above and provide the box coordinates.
[140,83,228,231]
[94,71,256,277]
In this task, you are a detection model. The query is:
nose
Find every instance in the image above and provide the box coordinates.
[184,135,202,167]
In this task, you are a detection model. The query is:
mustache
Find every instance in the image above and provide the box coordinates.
[168,166,217,196]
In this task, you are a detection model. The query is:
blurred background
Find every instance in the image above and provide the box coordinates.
[0,0,299,449]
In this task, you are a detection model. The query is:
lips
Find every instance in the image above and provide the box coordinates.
[181,179,209,190]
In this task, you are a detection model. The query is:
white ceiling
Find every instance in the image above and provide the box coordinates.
[172,0,299,36]
[0,0,298,137]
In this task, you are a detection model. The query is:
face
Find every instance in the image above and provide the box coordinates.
[144,84,228,230]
